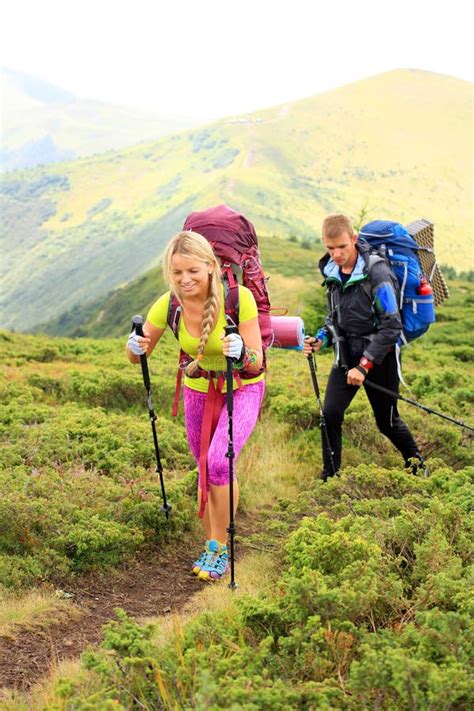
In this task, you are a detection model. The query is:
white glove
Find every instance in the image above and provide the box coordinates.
[225,332,244,360]
[127,332,146,356]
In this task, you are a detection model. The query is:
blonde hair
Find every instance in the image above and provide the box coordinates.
[322,214,355,240]
[163,230,222,376]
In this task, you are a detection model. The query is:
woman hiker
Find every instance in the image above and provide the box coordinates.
[126,230,265,581]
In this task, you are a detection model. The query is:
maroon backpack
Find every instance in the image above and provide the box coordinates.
[167,205,272,398]
[183,204,271,343]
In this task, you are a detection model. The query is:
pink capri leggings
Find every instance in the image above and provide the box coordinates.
[183,380,265,488]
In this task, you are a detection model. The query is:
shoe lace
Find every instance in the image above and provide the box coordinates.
[212,551,228,574]
[201,550,217,567]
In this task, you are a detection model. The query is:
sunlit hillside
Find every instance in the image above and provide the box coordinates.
[1,69,472,332]
[37,235,320,337]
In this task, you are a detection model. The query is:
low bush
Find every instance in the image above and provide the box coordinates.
[54,465,474,709]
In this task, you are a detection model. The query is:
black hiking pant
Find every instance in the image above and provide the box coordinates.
[321,350,420,476]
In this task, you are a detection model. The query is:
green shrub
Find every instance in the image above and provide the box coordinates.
[53,465,473,708]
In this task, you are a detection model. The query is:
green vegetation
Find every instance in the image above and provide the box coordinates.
[55,467,473,709]
[2,69,472,332]
[0,330,195,589]
[0,278,472,708]
[36,234,318,338]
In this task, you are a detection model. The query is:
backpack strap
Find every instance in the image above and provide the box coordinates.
[221,263,240,329]
[365,252,386,277]
[360,252,384,305]
[363,251,402,306]
[167,292,182,337]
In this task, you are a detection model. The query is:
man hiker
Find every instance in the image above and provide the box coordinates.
[303,214,425,480]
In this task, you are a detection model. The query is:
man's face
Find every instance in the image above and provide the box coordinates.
[323,231,358,270]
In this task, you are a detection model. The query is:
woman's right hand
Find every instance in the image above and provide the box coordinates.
[303,336,323,356]
[126,320,164,364]
[127,332,150,356]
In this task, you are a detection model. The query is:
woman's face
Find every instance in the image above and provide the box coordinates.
[171,253,212,299]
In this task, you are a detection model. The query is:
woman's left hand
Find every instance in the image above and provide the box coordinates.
[222,332,244,360]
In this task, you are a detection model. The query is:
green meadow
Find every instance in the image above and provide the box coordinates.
[0,274,472,708]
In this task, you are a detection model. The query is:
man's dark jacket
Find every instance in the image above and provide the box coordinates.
[318,241,402,365]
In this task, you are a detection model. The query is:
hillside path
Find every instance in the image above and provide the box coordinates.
[0,520,254,693]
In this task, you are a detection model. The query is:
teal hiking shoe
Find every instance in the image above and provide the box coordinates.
[192,541,210,575]
[198,540,229,581]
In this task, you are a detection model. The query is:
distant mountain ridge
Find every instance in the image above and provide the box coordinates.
[1,69,472,332]
[1,67,202,171]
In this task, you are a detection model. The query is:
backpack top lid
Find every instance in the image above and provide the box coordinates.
[183,204,258,264]
[359,220,420,254]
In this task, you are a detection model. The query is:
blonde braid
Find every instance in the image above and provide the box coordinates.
[186,269,221,376]
[161,230,222,375]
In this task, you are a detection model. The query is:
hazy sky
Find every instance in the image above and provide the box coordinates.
[1,0,472,119]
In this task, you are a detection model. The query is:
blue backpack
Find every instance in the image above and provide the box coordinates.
[359,220,436,344]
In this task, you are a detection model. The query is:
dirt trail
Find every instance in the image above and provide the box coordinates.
[0,526,252,693]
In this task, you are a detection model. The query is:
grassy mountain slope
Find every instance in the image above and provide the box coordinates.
[1,67,199,171]
[2,69,472,332]
[0,280,472,707]
[36,235,319,337]
[1,281,472,591]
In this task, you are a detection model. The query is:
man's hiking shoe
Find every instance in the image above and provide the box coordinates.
[407,457,430,478]
[192,543,210,575]
[198,540,229,581]
[320,470,337,483]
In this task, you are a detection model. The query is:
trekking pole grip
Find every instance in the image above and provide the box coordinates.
[132,314,145,337]
[131,315,151,391]
[224,324,239,339]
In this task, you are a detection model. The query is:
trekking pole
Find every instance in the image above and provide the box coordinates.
[307,350,337,476]
[224,324,239,590]
[131,315,172,519]
[364,380,474,432]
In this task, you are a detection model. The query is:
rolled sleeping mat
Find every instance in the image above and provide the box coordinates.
[270,316,305,350]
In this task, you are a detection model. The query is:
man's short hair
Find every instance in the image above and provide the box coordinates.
[322,214,355,240]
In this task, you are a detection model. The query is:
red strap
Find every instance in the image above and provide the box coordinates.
[172,367,183,417]
[198,374,225,518]
[234,371,244,390]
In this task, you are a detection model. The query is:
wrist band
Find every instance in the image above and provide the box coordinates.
[359,356,373,371]
[355,365,368,376]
